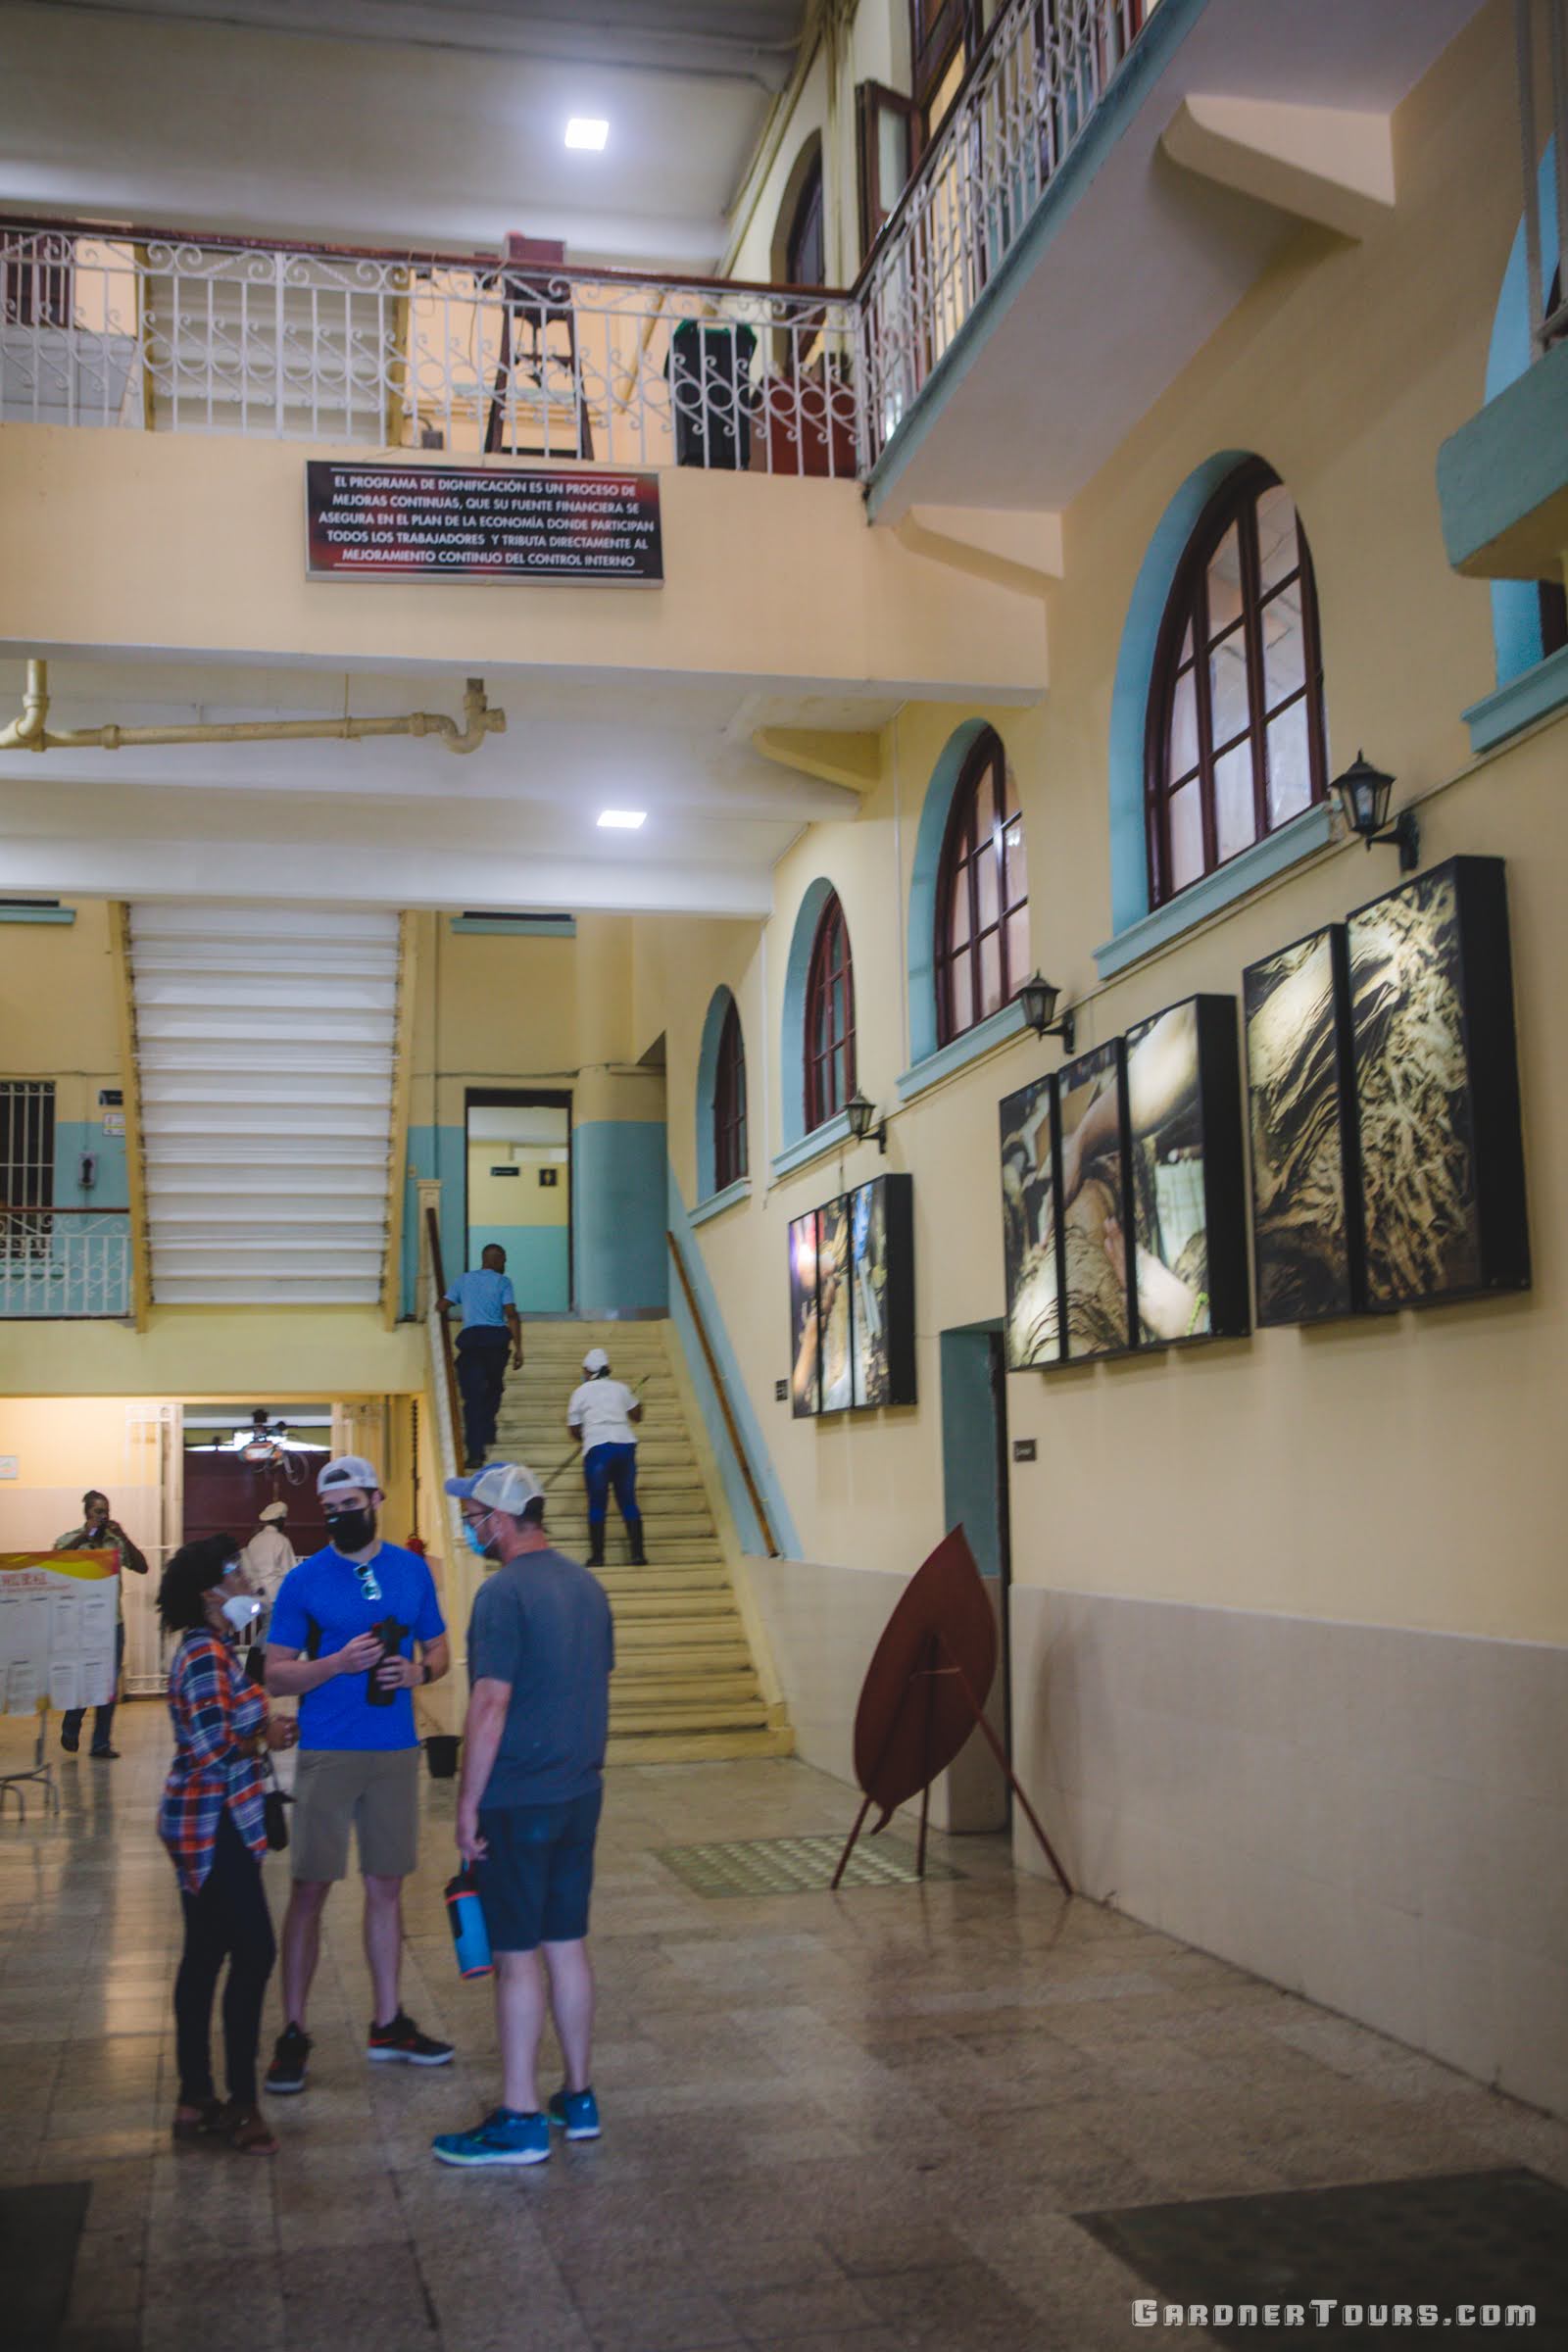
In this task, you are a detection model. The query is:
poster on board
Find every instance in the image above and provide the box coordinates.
[1124,995,1250,1347]
[1244,924,1363,1326]
[788,1210,821,1418]
[999,1073,1061,1370]
[0,1550,119,1716]
[816,1195,854,1414]
[849,1173,916,1408]
[1054,1038,1137,1360]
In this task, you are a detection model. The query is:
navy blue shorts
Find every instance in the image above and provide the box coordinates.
[476,1788,603,1952]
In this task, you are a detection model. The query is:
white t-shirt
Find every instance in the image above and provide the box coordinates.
[567,1377,640,1448]
[241,1524,298,1601]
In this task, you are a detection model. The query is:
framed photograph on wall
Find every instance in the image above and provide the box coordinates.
[999,1073,1062,1369]
[788,1209,821,1417]
[1124,994,1250,1347]
[817,1194,854,1413]
[1054,1037,1137,1360]
[850,1173,915,1408]
[1243,924,1364,1326]
[1347,856,1530,1308]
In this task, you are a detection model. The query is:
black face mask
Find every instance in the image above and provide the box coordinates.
[326,1506,376,1554]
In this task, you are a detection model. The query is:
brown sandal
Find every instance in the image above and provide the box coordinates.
[220,2102,278,2155]
[172,2099,224,2142]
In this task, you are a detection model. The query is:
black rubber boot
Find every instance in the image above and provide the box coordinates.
[588,1528,605,1570]
[627,1525,647,1568]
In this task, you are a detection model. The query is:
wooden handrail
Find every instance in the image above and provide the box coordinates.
[665,1228,781,1560]
[424,1205,466,1479]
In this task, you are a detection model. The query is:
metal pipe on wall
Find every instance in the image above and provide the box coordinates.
[0,662,507,758]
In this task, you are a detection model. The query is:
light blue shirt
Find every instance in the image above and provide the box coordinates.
[446,1266,515,1328]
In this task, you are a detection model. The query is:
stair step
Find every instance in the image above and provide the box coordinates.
[606,1726,796,1765]
[595,1563,729,1592]
[606,1642,754,1674]
[606,1698,773,1733]
[610,1671,761,1705]
[609,1594,744,1624]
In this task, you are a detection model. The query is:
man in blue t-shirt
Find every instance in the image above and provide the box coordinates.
[441,1244,523,1469]
[262,1453,453,2095]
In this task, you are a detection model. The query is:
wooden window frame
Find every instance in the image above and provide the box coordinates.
[804,892,857,1131]
[712,996,748,1190]
[1144,459,1328,910]
[934,727,1028,1047]
[856,80,921,260]
[784,150,827,290]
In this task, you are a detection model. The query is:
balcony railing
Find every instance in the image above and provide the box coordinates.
[0,1207,131,1318]
[0,220,861,477]
[0,1,1160,484]
[857,0,1157,468]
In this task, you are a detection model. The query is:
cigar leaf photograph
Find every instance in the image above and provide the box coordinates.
[816,1193,853,1413]
[1243,924,1361,1326]
[788,1208,820,1416]
[1000,1072,1062,1369]
[1054,1036,1136,1359]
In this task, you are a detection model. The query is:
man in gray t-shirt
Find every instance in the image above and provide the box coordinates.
[432,1463,614,2172]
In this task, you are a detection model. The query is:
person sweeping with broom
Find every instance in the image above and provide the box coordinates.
[565,1348,644,1569]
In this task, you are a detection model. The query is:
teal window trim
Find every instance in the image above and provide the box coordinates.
[906,716,994,1069]
[1095,802,1334,981]
[1463,643,1568,755]
[898,997,1027,1101]
[448,915,577,937]
[770,1108,854,1182]
[779,877,838,1151]
[690,1176,752,1227]
[0,906,74,925]
[695,985,742,1201]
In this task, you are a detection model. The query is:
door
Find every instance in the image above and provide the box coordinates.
[465,1091,572,1314]
[939,1322,1012,1825]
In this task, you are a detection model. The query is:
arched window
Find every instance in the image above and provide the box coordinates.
[1146,461,1327,907]
[934,725,1028,1045]
[804,891,856,1130]
[784,149,825,288]
[712,995,748,1190]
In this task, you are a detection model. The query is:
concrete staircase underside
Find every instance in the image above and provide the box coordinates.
[492,1320,792,1767]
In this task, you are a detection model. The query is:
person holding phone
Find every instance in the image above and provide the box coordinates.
[262,1455,453,2095]
[159,1536,298,2155]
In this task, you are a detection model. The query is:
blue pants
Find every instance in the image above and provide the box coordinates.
[583,1443,640,1533]
[456,1327,511,1463]
[65,1618,125,1754]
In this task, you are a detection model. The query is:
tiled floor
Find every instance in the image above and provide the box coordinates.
[2,1705,1565,2352]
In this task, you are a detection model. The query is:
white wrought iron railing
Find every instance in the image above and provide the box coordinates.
[857,0,1157,467]
[1516,0,1568,355]
[0,1,1163,481]
[0,220,861,477]
[0,1207,132,1318]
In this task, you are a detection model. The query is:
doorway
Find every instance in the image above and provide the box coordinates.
[180,1404,332,1552]
[465,1091,571,1314]
[939,1322,1013,1800]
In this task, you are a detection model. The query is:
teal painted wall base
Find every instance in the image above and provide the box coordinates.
[55,1120,129,1211]
[572,1121,668,1314]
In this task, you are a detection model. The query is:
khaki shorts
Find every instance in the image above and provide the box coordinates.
[291,1747,420,1883]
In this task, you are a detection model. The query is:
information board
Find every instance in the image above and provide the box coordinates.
[0,1551,119,1716]
[305,463,663,584]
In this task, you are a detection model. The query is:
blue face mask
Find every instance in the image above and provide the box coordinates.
[464,1515,500,1561]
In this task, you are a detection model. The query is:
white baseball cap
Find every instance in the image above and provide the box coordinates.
[318,1454,381,1498]
[582,1347,611,1374]
[445,1462,545,1518]
[259,1501,288,1525]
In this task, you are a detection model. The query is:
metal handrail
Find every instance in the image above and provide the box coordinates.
[666,1227,780,1559]
[423,1204,466,1480]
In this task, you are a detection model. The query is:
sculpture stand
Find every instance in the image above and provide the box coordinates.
[830,1627,1071,1896]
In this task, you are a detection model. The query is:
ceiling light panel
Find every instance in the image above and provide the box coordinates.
[565,118,610,150]
[598,808,646,829]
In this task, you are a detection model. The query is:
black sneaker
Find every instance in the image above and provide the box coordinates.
[265,2024,312,2095]
[368,2012,455,2067]
[90,1746,121,1760]
[60,1728,79,1754]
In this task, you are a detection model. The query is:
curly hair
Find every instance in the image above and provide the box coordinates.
[158,1533,239,1634]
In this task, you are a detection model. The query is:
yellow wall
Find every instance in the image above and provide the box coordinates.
[8,1308,422,1398]
[638,7,1568,1645]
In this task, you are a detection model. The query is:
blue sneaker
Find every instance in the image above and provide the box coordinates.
[431,2108,550,2167]
[547,2085,601,2141]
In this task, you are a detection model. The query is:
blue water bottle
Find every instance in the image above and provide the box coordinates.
[444,1869,493,1979]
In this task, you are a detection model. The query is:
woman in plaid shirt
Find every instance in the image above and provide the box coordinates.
[159,1535,298,2154]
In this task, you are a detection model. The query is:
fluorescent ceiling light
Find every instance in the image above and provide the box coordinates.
[565,118,609,150]
[598,808,646,830]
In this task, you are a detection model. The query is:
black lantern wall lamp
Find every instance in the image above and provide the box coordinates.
[844,1089,888,1153]
[1017,972,1076,1054]
[1333,752,1420,871]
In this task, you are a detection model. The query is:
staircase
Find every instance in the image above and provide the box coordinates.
[123,904,405,1305]
[492,1321,792,1766]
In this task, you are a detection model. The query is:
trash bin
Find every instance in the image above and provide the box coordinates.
[667,319,757,470]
